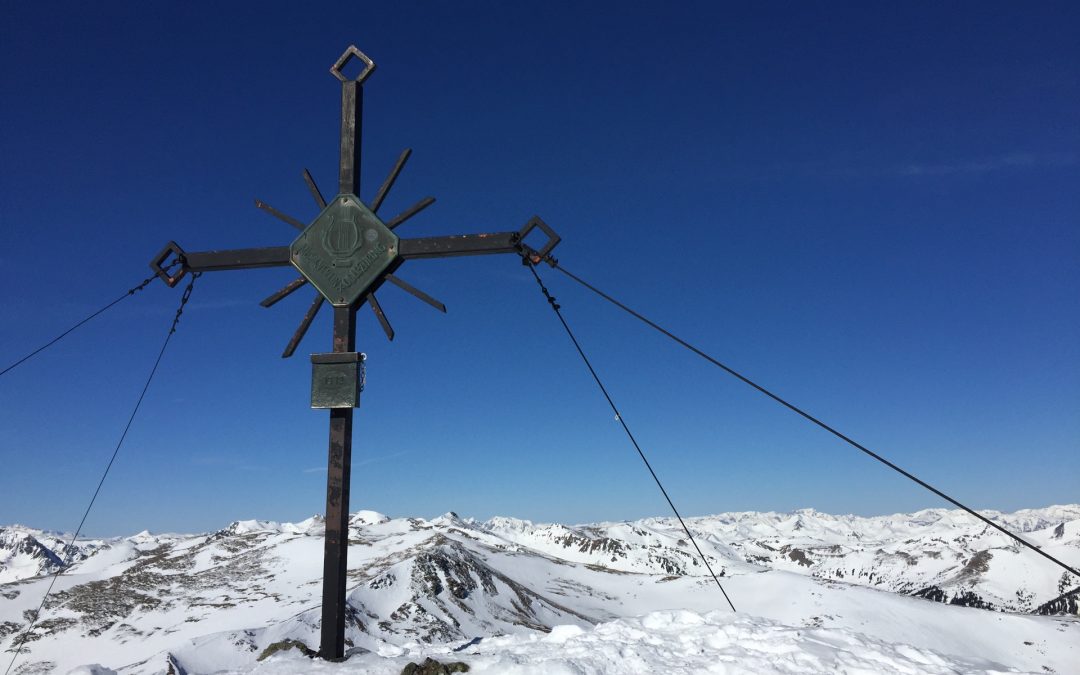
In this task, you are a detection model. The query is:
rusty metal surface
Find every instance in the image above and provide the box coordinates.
[321,299,356,658]
[150,241,188,287]
[386,274,446,312]
[370,148,411,214]
[303,168,328,209]
[184,247,292,272]
[331,304,356,354]
[321,404,353,658]
[330,45,375,84]
[255,199,307,230]
[384,196,435,230]
[518,215,561,263]
[367,292,394,341]
[398,231,520,259]
[282,294,324,358]
[338,82,362,195]
[260,276,309,308]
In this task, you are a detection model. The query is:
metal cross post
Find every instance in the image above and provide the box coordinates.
[148,45,560,661]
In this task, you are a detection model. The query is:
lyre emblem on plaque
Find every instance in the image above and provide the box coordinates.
[322,213,363,264]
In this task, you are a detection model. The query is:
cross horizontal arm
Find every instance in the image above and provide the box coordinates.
[185,247,293,272]
[397,232,520,259]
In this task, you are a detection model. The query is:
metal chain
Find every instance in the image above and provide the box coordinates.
[169,271,200,335]
[358,352,367,392]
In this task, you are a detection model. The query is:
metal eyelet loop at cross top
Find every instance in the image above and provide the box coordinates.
[330,45,376,84]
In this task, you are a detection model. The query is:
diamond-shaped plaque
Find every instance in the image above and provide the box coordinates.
[290,194,399,306]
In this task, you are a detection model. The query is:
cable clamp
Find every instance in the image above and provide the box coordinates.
[150,241,189,288]
[517,216,561,266]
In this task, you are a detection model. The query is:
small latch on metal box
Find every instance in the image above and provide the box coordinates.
[310,352,365,409]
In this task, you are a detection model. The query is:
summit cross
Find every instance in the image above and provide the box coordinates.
[149,44,560,660]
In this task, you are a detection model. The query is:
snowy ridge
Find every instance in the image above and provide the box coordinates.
[0,526,108,586]
[1,505,1077,674]
[478,505,1080,612]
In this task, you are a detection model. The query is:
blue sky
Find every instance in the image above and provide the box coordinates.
[1,2,1077,536]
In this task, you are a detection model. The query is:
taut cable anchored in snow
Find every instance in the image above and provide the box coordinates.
[4,272,200,675]
[0,261,180,379]
[525,262,737,613]
[539,259,1080,581]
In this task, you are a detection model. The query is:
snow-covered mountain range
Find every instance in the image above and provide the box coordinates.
[2,505,1077,674]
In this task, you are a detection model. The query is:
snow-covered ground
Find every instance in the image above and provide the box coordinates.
[228,610,1031,675]
[2,505,1078,674]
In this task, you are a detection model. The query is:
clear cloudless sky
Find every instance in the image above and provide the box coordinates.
[1,1,1077,536]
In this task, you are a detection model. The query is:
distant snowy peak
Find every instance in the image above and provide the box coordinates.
[2,504,1078,675]
[222,519,283,535]
[202,503,1079,540]
[126,530,156,544]
[0,526,98,584]
[350,510,389,526]
[474,504,1080,613]
[3,503,1077,603]
[480,515,534,532]
[681,504,1080,613]
[219,515,327,537]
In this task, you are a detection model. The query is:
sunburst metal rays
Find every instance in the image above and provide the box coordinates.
[260,276,308,308]
[302,168,328,209]
[367,292,394,341]
[257,152,446,356]
[283,294,325,358]
[370,148,410,213]
[254,199,306,230]
[385,196,435,230]
[385,274,446,312]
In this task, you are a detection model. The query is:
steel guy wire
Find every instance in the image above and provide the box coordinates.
[0,262,180,379]
[4,272,200,675]
[525,261,737,612]
[543,259,1080,581]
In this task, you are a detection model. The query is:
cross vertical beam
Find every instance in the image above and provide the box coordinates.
[339,81,362,195]
[320,76,363,662]
[321,306,356,660]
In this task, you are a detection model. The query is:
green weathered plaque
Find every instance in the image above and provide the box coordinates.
[311,352,363,408]
[290,194,399,306]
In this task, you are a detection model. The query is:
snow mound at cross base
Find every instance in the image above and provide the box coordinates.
[243,610,1018,674]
